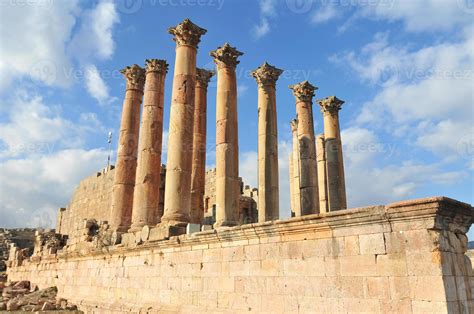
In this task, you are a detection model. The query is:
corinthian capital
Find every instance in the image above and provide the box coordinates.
[196,68,215,89]
[289,81,318,103]
[318,95,344,116]
[290,119,298,133]
[120,64,146,91]
[145,59,168,74]
[168,18,207,48]
[252,62,283,87]
[210,43,243,69]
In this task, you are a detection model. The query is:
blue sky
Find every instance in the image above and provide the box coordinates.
[0,0,472,237]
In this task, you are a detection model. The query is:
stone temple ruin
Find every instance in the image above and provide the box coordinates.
[5,19,474,312]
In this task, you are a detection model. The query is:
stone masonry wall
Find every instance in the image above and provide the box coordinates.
[7,197,474,313]
[57,167,115,238]
[58,166,166,243]
[59,167,255,242]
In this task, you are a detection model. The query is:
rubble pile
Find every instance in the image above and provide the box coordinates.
[0,228,36,270]
[0,281,80,312]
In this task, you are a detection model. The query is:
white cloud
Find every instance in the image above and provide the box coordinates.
[0,148,108,228]
[341,127,466,207]
[252,0,277,39]
[0,0,119,103]
[0,1,79,89]
[253,18,271,39]
[0,90,104,158]
[68,0,119,61]
[311,5,339,24]
[331,28,474,161]
[84,64,117,105]
[359,0,472,32]
[0,87,109,228]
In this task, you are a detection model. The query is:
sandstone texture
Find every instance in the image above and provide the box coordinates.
[7,197,474,313]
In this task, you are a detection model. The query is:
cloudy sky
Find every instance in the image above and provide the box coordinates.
[0,0,472,237]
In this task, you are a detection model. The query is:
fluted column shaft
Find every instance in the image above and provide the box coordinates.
[190,69,214,224]
[289,81,320,215]
[316,134,328,213]
[319,96,346,211]
[211,43,243,227]
[110,65,145,232]
[252,62,282,222]
[130,60,168,232]
[290,119,302,217]
[162,19,207,226]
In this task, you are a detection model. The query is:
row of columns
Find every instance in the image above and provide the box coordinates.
[109,18,347,234]
[289,90,347,215]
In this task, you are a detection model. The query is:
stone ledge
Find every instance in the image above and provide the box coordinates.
[26,196,468,261]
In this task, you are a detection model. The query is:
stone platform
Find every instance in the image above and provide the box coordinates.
[6,197,474,313]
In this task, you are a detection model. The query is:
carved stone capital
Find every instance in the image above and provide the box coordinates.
[145,59,168,74]
[318,95,344,116]
[290,119,298,133]
[196,68,215,89]
[168,18,207,48]
[289,81,318,103]
[252,61,283,87]
[210,43,243,69]
[120,64,146,91]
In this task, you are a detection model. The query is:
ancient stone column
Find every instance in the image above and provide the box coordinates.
[252,62,283,223]
[318,95,347,211]
[289,81,319,215]
[289,153,295,217]
[290,119,302,217]
[316,134,328,213]
[161,19,207,226]
[210,43,243,227]
[190,68,214,225]
[129,59,168,232]
[110,65,146,232]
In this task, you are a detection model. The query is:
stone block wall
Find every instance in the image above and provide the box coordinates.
[57,167,115,238]
[8,197,473,313]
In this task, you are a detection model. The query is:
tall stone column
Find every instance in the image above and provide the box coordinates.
[211,43,243,227]
[190,68,214,225]
[161,19,207,226]
[289,153,295,217]
[290,119,302,217]
[289,81,319,215]
[252,62,283,223]
[129,59,168,232]
[110,65,146,232]
[316,134,328,213]
[318,95,347,211]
